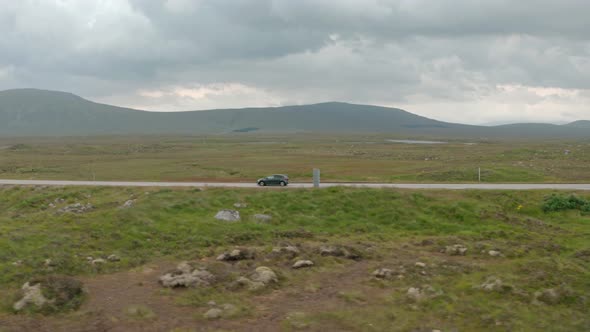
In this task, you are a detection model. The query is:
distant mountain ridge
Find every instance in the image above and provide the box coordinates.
[0,89,588,138]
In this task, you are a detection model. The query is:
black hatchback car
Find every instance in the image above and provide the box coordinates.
[257,174,289,186]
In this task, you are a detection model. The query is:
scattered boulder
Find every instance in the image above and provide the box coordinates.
[201,303,240,320]
[406,285,441,302]
[43,259,55,268]
[252,214,272,223]
[91,258,106,266]
[534,285,573,305]
[252,266,278,284]
[443,244,468,256]
[13,282,48,311]
[488,250,502,257]
[58,203,94,214]
[215,210,241,222]
[235,266,278,291]
[12,260,23,266]
[372,268,395,279]
[270,245,300,258]
[319,245,362,260]
[217,248,255,261]
[121,200,135,209]
[233,203,248,208]
[407,287,423,302]
[204,308,223,320]
[292,260,314,269]
[107,254,121,262]
[478,277,511,292]
[159,262,215,288]
[13,276,84,312]
[415,262,427,268]
[220,303,238,316]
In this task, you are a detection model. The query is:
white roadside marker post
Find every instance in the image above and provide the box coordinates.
[313,168,320,188]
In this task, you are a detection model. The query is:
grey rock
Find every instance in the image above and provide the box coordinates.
[444,244,468,256]
[59,202,94,214]
[407,287,423,301]
[488,250,501,257]
[221,303,238,315]
[204,308,223,320]
[159,262,215,288]
[292,260,314,269]
[13,282,48,311]
[372,268,394,279]
[319,245,362,260]
[216,248,255,261]
[406,285,441,302]
[236,266,278,290]
[107,254,120,262]
[215,210,241,222]
[233,203,248,208]
[270,245,300,258]
[91,258,106,265]
[177,261,193,274]
[479,277,505,292]
[107,254,121,262]
[534,286,572,305]
[252,214,272,223]
[13,276,83,312]
[121,200,135,208]
[252,266,278,284]
[235,277,265,291]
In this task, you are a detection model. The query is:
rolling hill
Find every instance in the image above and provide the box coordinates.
[0,89,588,138]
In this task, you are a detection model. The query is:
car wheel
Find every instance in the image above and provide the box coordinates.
[259,181,266,186]
[280,181,286,186]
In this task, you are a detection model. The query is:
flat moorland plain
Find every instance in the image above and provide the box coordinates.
[0,185,589,331]
[0,135,589,183]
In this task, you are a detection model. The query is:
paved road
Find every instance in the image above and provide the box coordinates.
[1,179,590,190]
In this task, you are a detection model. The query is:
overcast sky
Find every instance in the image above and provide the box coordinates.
[1,0,589,124]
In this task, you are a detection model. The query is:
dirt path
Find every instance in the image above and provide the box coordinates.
[0,257,377,332]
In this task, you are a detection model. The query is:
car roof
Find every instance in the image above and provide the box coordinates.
[272,174,287,177]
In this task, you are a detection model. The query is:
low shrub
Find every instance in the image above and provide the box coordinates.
[542,194,590,213]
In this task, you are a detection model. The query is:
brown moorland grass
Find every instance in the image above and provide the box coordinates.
[0,134,589,183]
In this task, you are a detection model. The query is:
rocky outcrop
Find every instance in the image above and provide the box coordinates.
[13,276,84,312]
[159,262,215,288]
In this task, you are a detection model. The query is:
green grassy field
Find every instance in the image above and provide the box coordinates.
[1,135,589,183]
[0,185,589,331]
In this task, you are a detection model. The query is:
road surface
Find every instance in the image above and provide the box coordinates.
[1,179,590,190]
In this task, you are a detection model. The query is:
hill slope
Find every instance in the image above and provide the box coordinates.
[566,120,590,128]
[0,89,588,138]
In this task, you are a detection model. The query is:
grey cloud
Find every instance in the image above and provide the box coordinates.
[0,0,589,123]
